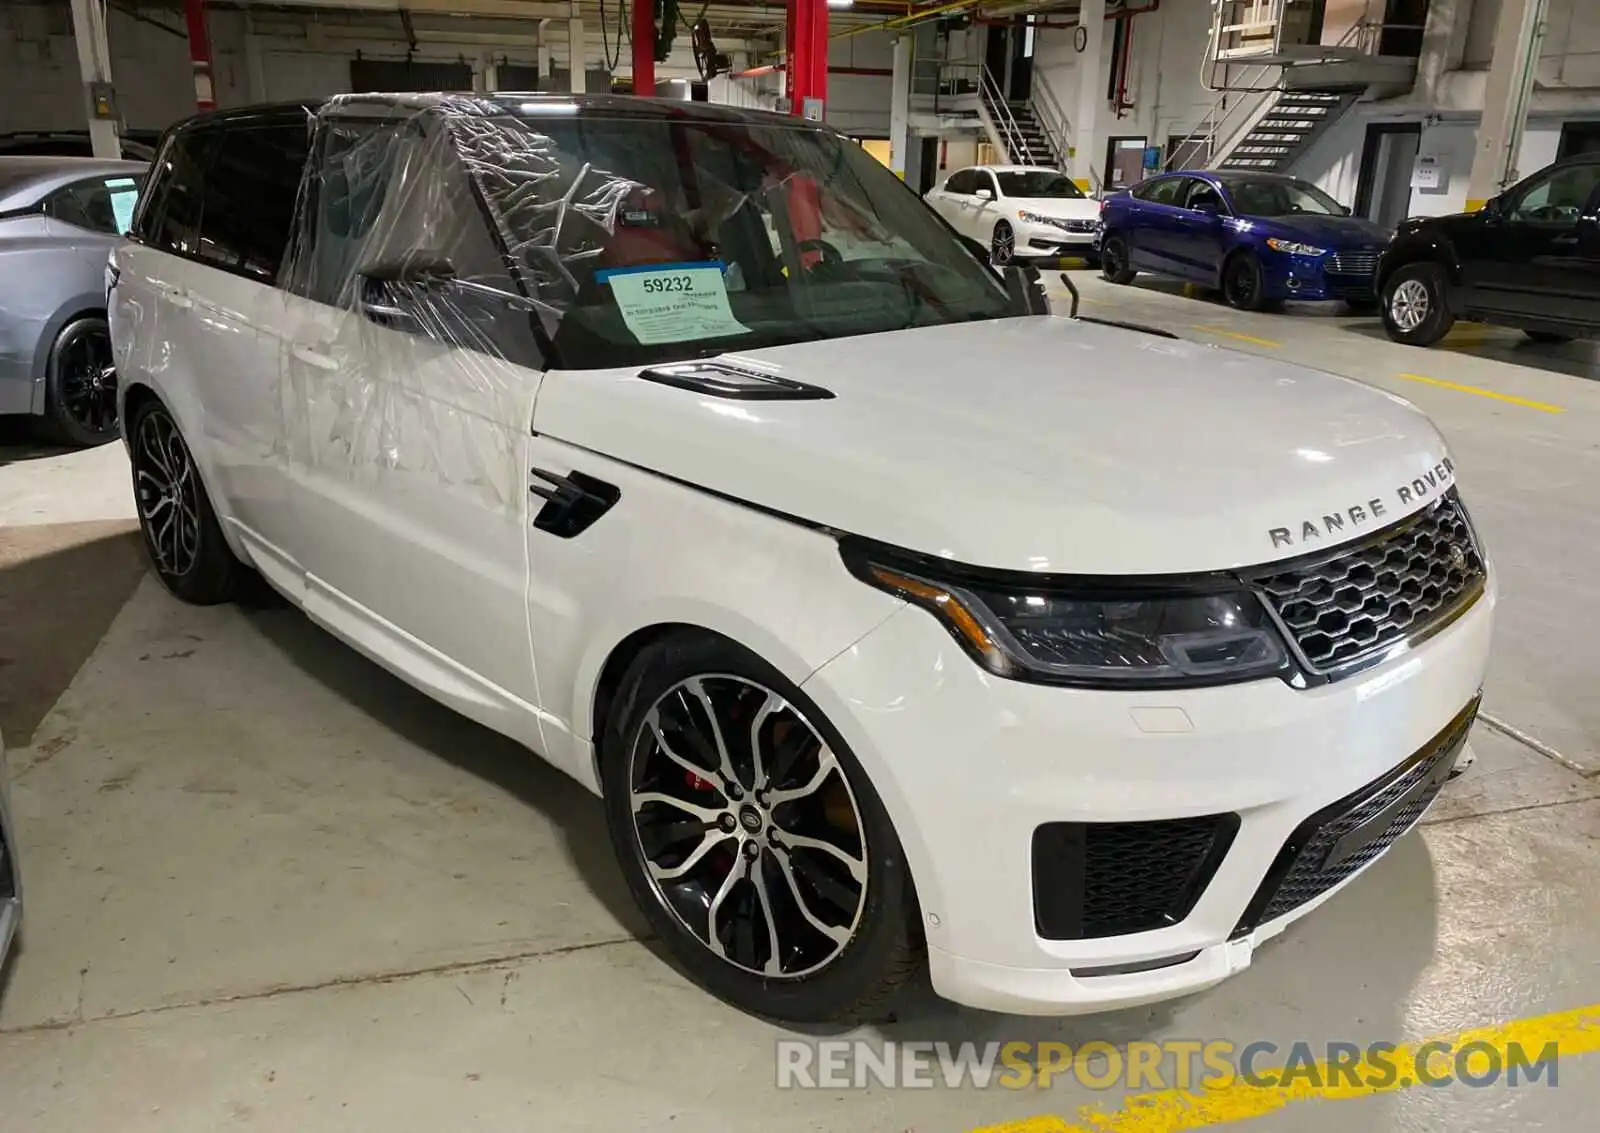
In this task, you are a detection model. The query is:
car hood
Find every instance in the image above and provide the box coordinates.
[1256,213,1390,247]
[1011,196,1101,221]
[534,318,1456,574]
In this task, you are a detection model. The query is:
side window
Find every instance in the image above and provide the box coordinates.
[1137,178,1185,206]
[945,169,975,195]
[291,119,410,307]
[1509,164,1600,224]
[149,128,221,257]
[978,171,999,198]
[1186,179,1225,212]
[46,175,143,235]
[196,120,311,283]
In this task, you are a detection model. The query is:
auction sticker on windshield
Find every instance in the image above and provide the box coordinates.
[598,261,751,345]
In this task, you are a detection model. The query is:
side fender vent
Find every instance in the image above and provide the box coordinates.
[530,467,621,538]
[638,362,834,401]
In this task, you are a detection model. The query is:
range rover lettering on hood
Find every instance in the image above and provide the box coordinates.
[1268,457,1456,549]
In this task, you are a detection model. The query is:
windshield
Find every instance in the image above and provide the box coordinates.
[994,171,1084,200]
[457,108,1017,370]
[1224,177,1345,218]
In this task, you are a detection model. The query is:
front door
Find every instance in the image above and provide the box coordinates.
[1462,162,1600,325]
[279,110,546,740]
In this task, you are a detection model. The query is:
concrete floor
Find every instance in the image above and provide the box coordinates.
[0,278,1597,1132]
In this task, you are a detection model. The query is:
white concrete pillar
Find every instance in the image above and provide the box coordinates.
[1413,0,1471,103]
[67,0,120,158]
[1465,0,1548,210]
[889,34,911,179]
[243,28,267,102]
[538,20,553,91]
[568,2,586,94]
[1069,0,1105,191]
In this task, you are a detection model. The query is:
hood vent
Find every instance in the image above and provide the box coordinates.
[638,362,834,401]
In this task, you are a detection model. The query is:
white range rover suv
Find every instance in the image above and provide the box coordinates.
[111,94,1493,1023]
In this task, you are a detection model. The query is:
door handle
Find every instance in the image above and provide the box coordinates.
[1551,233,1579,247]
[162,286,193,309]
[290,343,339,371]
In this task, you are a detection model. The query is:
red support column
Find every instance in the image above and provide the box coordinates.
[784,0,797,108]
[807,0,828,117]
[183,0,216,111]
[785,0,827,119]
[632,0,656,95]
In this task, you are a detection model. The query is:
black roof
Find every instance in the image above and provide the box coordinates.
[169,93,823,135]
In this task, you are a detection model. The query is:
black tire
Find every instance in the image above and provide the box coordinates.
[1380,262,1455,346]
[600,630,922,1024]
[36,317,119,447]
[126,397,241,605]
[1100,235,1136,284]
[991,220,1015,266]
[1523,329,1573,345]
[1222,251,1268,312]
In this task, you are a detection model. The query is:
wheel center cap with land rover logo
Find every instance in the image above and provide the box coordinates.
[738,805,763,834]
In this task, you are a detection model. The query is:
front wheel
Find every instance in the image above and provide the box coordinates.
[991,221,1015,266]
[601,631,922,1024]
[1381,263,1455,346]
[1100,235,1136,284]
[1222,252,1269,312]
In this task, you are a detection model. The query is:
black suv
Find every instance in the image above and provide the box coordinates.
[1377,154,1600,346]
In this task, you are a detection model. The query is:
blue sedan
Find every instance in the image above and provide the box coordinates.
[1097,171,1390,312]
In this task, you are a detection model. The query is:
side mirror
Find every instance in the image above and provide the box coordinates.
[1193,199,1220,215]
[356,251,457,331]
[974,187,994,201]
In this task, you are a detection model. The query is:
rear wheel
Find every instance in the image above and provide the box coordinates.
[1381,263,1455,346]
[601,631,921,1024]
[1100,235,1136,284]
[37,317,118,447]
[127,398,241,605]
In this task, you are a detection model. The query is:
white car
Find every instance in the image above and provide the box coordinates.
[112,94,1492,1023]
[925,164,1103,264]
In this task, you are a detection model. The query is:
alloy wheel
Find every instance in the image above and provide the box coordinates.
[628,675,869,979]
[55,323,118,438]
[1389,278,1430,332]
[133,408,203,578]
[1227,258,1258,308]
[991,224,1014,266]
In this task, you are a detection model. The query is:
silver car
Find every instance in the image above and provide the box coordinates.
[0,156,146,445]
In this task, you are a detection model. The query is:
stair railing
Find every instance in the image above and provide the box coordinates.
[1166,62,1278,171]
[978,66,1041,167]
[1029,75,1073,173]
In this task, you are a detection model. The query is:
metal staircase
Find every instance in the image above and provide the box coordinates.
[1169,0,1424,174]
[1218,89,1362,171]
[978,68,1068,170]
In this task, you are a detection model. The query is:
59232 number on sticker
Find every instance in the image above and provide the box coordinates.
[642,275,696,294]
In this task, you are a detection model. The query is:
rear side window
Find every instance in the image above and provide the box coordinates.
[46,175,143,235]
[197,121,312,283]
[945,169,976,194]
[147,128,220,257]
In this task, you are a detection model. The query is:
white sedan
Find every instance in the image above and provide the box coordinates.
[113,94,1491,1023]
[925,164,1102,264]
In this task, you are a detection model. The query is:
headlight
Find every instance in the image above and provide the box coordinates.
[1265,238,1327,256]
[1018,209,1064,227]
[843,546,1292,688]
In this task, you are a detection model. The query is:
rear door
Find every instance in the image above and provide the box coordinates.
[1462,161,1600,326]
[931,168,978,238]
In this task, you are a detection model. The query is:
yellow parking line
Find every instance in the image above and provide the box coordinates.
[1398,372,1565,414]
[1192,325,1282,348]
[968,1002,1600,1133]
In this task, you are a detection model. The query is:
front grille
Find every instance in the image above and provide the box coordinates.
[1326,250,1380,278]
[1234,697,1478,935]
[1055,218,1099,233]
[1251,490,1485,676]
[1033,814,1239,939]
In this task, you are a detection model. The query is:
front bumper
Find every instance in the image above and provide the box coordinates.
[1264,250,1380,302]
[1015,217,1101,260]
[802,574,1494,1015]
